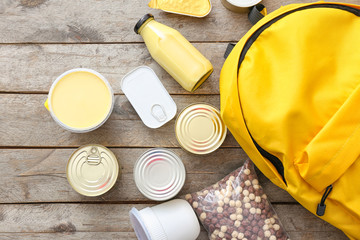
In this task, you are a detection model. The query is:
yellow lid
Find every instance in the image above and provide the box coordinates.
[148,0,211,17]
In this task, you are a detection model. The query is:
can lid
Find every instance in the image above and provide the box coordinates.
[121,66,177,128]
[134,148,186,201]
[134,13,154,34]
[175,103,227,154]
[67,144,119,197]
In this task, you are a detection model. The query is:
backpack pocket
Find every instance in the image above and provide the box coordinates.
[295,85,360,192]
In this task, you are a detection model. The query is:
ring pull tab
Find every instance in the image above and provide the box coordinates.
[151,104,167,122]
[87,147,102,165]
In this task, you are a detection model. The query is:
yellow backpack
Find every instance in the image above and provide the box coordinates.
[220,2,360,239]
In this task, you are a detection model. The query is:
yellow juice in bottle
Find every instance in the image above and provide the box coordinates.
[134,14,213,92]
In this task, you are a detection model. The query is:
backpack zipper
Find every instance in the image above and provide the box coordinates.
[316,185,333,216]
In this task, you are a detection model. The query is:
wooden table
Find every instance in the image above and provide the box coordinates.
[0,0,353,239]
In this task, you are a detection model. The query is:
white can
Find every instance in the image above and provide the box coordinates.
[130,199,200,240]
[44,68,114,133]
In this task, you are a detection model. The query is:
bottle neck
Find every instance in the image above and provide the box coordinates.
[138,18,155,35]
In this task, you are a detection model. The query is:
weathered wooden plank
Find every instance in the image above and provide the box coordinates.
[0,204,346,239]
[0,94,240,147]
[0,231,348,240]
[0,43,224,94]
[0,0,359,43]
[0,148,294,203]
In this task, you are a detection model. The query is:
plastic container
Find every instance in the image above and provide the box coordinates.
[44,68,114,133]
[134,14,213,92]
[133,148,186,201]
[66,144,119,197]
[148,0,212,17]
[221,0,262,13]
[121,66,177,128]
[130,199,200,240]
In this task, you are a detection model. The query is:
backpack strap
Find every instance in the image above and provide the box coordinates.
[248,4,267,25]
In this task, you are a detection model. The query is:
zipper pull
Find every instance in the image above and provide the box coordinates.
[316,185,333,216]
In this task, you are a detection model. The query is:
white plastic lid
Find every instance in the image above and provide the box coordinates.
[121,66,177,128]
[134,148,186,201]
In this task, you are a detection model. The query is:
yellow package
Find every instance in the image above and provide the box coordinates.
[148,0,211,17]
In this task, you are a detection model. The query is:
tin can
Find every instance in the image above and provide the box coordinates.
[44,68,114,133]
[134,148,186,201]
[175,103,227,154]
[66,144,119,197]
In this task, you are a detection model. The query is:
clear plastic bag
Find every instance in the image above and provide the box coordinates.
[185,160,289,240]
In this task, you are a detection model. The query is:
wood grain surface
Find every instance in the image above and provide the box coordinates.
[0,0,351,239]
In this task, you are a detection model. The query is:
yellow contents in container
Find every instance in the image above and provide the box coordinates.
[50,71,112,129]
[148,0,211,17]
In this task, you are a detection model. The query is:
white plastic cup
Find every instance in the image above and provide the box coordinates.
[44,68,114,133]
[129,199,200,240]
[221,0,262,13]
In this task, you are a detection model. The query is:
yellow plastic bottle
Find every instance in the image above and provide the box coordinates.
[134,14,213,92]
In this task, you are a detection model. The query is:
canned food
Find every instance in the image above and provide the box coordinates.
[45,68,114,133]
[67,144,119,197]
[175,103,227,154]
[134,148,186,201]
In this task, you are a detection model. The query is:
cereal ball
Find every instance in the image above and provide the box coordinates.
[203,190,209,195]
[218,200,225,207]
[270,217,276,224]
[252,179,259,185]
[200,212,206,220]
[222,238,226,240]
[250,208,256,214]
[226,191,232,198]
[273,224,280,231]
[221,189,227,195]
[235,186,243,193]
[224,197,230,204]
[244,169,251,175]
[234,220,241,227]
[229,200,236,207]
[214,229,220,235]
[245,180,251,186]
[237,233,244,239]
[231,238,237,240]
[218,194,224,200]
[217,207,224,213]
[243,197,250,203]
[265,219,271,225]
[235,200,242,208]
[262,194,267,199]
[236,208,242,214]
[229,176,235,181]
[210,234,216,239]
[215,190,221,196]
[243,190,250,196]
[226,180,231,185]
[237,214,243,221]
[269,236,276,240]
[263,225,269,231]
[232,231,239,238]
[185,194,191,200]
[230,214,237,221]
[265,230,271,238]
[249,193,255,200]
[192,202,198,208]
[256,208,262,214]
[221,226,227,233]
[218,232,225,238]
[253,184,260,190]
[226,185,233,192]
[255,196,261,203]
[245,203,251,209]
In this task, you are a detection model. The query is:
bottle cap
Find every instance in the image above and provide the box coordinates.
[134,13,154,34]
